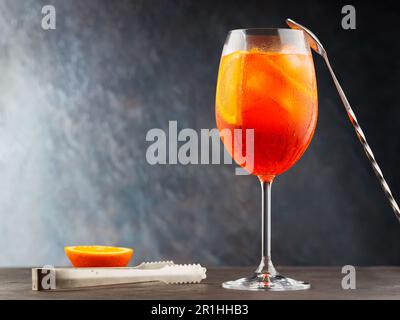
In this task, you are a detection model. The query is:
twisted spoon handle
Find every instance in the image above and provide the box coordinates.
[324,54,400,221]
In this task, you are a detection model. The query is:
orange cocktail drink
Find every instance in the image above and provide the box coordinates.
[216,49,318,182]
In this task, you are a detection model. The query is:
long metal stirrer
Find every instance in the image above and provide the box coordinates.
[286,18,400,222]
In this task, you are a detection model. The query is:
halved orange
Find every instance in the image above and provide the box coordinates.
[65,246,133,268]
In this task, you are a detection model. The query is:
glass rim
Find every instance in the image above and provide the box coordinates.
[228,28,304,35]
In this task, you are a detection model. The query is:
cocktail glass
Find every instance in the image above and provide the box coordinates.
[215,29,318,291]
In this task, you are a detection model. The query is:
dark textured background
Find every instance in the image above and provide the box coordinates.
[0,0,399,267]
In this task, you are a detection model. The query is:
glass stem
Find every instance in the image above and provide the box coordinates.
[256,179,277,275]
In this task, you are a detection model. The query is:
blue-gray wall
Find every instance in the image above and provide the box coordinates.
[0,0,399,267]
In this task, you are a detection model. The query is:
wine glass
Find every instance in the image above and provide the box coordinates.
[215,28,318,291]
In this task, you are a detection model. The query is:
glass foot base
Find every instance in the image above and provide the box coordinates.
[222,273,310,291]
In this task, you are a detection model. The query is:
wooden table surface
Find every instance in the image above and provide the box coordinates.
[1,267,400,300]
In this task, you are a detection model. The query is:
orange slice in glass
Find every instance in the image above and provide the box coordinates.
[65,246,133,268]
[216,51,244,125]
